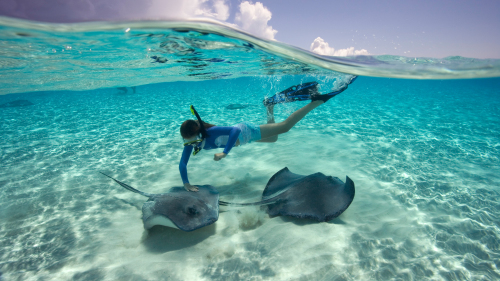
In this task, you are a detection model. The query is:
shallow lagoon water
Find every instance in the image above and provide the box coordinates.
[0,19,500,281]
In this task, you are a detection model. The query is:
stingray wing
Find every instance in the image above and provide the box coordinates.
[266,173,355,222]
[262,167,305,200]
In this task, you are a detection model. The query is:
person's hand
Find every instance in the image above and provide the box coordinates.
[214,152,227,161]
[184,183,199,192]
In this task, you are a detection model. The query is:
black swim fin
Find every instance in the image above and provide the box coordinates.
[310,76,358,103]
[263,81,319,106]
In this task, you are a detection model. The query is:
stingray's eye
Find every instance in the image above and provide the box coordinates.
[187,206,198,215]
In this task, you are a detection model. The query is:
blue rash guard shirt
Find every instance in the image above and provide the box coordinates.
[179,126,241,184]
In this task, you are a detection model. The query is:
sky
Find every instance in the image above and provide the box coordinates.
[1,0,499,59]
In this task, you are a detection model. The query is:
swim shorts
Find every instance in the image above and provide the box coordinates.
[234,122,261,145]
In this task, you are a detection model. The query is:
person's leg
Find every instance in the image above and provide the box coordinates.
[259,100,323,140]
[257,105,278,142]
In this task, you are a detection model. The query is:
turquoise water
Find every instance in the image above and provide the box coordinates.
[1,18,500,280]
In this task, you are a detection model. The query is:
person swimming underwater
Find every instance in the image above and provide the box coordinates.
[179,78,356,192]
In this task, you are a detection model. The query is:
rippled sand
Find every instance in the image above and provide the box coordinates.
[0,77,499,280]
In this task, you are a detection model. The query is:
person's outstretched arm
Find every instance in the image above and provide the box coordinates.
[179,145,198,192]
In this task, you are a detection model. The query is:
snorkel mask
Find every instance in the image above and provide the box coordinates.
[183,134,205,155]
[184,105,208,156]
[183,136,203,146]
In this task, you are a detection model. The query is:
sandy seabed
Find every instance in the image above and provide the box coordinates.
[1,77,499,280]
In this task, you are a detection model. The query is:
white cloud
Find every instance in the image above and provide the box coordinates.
[310,37,369,56]
[212,0,230,21]
[235,1,278,40]
[147,0,229,21]
[1,0,280,41]
[2,0,281,40]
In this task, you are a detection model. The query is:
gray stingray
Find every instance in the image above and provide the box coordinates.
[100,168,355,232]
[221,167,355,222]
[0,100,34,108]
[100,173,219,232]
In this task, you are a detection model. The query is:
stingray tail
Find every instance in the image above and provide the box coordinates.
[99,172,153,197]
[219,196,278,207]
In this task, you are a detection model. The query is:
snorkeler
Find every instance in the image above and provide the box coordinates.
[179,78,356,192]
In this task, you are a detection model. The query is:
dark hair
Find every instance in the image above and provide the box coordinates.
[180,120,215,139]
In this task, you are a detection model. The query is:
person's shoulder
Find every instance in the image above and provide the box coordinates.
[213,125,238,130]
[206,125,221,134]
[208,125,234,135]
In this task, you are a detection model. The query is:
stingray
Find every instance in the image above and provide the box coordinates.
[0,100,34,108]
[100,173,219,232]
[100,168,355,232]
[222,167,355,222]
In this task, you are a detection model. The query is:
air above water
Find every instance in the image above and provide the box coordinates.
[0,18,499,281]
